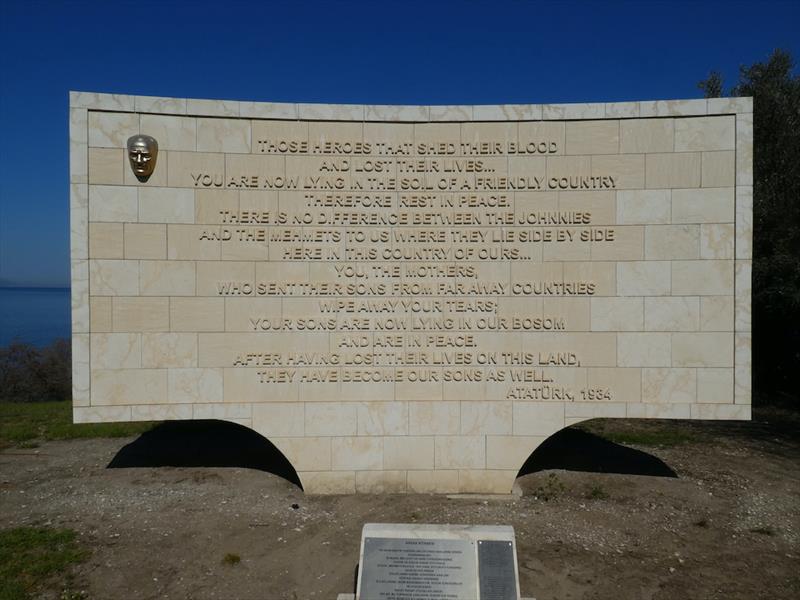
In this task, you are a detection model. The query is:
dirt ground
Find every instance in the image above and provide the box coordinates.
[1,410,798,600]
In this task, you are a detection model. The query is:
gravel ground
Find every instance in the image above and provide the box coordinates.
[1,411,798,600]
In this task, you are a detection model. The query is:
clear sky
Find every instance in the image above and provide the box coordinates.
[0,0,798,287]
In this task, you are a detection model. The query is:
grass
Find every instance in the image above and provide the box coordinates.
[586,484,609,500]
[222,553,241,566]
[0,402,158,450]
[0,527,88,600]
[577,420,701,447]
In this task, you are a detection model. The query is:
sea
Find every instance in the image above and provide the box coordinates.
[0,287,71,347]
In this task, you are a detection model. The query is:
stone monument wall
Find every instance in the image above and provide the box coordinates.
[69,93,753,494]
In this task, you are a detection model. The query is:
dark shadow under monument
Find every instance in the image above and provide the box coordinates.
[107,420,303,489]
[517,427,678,479]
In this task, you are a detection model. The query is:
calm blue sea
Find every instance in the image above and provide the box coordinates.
[0,287,71,347]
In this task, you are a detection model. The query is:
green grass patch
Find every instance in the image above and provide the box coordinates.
[0,402,157,449]
[222,552,241,566]
[576,420,701,447]
[0,527,88,600]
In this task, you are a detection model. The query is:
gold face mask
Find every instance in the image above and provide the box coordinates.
[127,134,159,180]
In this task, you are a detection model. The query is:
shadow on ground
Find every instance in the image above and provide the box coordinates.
[517,427,678,478]
[107,420,303,489]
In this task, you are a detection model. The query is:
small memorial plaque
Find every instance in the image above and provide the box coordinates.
[360,537,477,600]
[478,540,517,600]
[356,524,521,600]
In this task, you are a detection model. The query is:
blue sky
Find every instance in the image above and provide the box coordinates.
[0,0,798,287]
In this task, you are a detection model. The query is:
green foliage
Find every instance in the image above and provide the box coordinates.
[0,527,88,600]
[0,401,157,449]
[697,70,724,98]
[0,339,71,402]
[222,553,241,565]
[586,485,609,500]
[698,50,800,405]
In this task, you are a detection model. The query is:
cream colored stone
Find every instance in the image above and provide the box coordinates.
[617,333,671,367]
[168,368,222,403]
[559,191,615,224]
[332,437,383,471]
[112,297,169,332]
[135,95,187,114]
[192,403,251,420]
[587,368,641,403]
[139,260,195,296]
[473,104,542,120]
[563,262,616,296]
[131,405,193,421]
[513,402,565,436]
[90,297,112,331]
[734,332,751,404]
[195,189,239,223]
[170,298,224,332]
[646,153,701,189]
[434,436,485,469]
[91,332,140,369]
[186,98,239,117]
[142,333,197,368]
[616,189,671,224]
[89,185,138,222]
[671,260,733,295]
[88,148,123,185]
[297,103,364,120]
[543,103,604,120]
[409,402,460,435]
[672,332,733,367]
[566,120,619,154]
[700,224,734,259]
[90,259,138,295]
[605,102,640,118]
[626,403,691,419]
[619,119,674,153]
[357,402,408,436]
[300,471,355,495]
[702,151,735,187]
[591,154,645,189]
[196,261,255,295]
[546,155,591,180]
[88,112,139,148]
[71,334,90,406]
[518,121,565,154]
[697,368,733,403]
[71,260,89,333]
[407,470,460,494]
[197,118,251,153]
[736,113,753,185]
[168,151,224,188]
[672,188,734,223]
[735,260,752,331]
[543,297,590,330]
[223,297,281,331]
[700,296,734,332]
[486,436,542,470]
[591,225,643,261]
[167,224,220,260]
[89,223,124,258]
[356,471,407,494]
[70,109,88,183]
[383,437,434,470]
[645,224,699,260]
[674,116,735,151]
[414,122,460,146]
[736,186,753,259]
[617,261,670,296]
[564,402,626,418]
[139,187,195,223]
[460,402,512,435]
[71,92,134,111]
[73,405,131,423]
[458,470,516,494]
[642,368,696,402]
[591,297,643,331]
[252,403,304,437]
[305,402,357,436]
[690,404,750,420]
[91,368,167,405]
[239,101,297,119]
[124,223,166,259]
[644,297,699,331]
[429,105,471,121]
[639,99,707,117]
[272,438,331,471]
[707,97,752,114]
